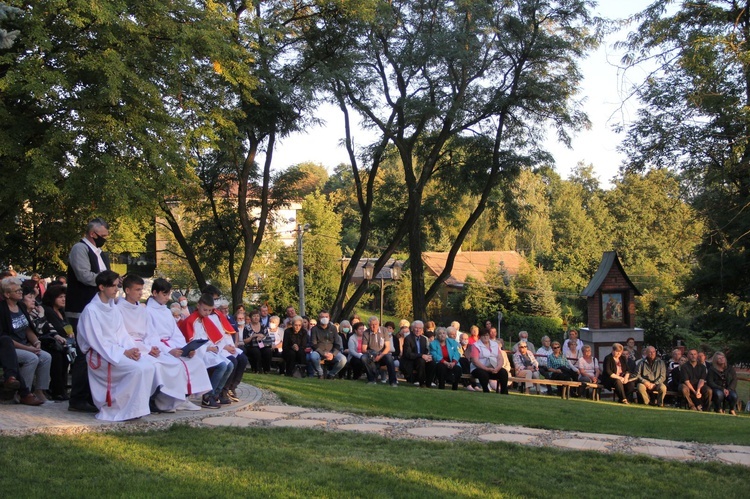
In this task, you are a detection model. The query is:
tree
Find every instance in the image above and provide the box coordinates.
[0,3,20,48]
[0,0,246,276]
[324,0,597,319]
[261,192,342,314]
[621,1,750,354]
[542,163,613,292]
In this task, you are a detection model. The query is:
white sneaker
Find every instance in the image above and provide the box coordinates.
[176,399,202,411]
[413,382,420,386]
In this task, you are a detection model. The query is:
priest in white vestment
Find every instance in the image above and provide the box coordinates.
[77,271,157,421]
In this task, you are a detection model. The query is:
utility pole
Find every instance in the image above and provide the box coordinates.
[297,223,309,317]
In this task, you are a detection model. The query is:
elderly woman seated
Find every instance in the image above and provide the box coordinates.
[512,341,542,393]
[603,343,635,404]
[470,329,508,393]
[429,327,462,390]
[546,340,578,396]
[577,344,601,399]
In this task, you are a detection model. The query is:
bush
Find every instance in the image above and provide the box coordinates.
[502,314,564,346]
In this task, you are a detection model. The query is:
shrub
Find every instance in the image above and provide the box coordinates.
[502,314,564,346]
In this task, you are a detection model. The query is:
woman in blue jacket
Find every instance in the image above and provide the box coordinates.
[429,327,462,390]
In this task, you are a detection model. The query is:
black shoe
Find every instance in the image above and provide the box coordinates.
[68,401,99,413]
[202,395,220,409]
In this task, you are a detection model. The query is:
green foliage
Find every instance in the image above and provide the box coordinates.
[0,0,250,275]
[504,314,565,347]
[515,264,561,318]
[262,192,342,315]
[622,0,750,360]
[456,265,520,327]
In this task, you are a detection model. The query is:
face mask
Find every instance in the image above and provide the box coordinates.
[180,300,187,307]
[461,340,468,345]
[237,321,245,328]
[320,317,329,326]
[92,234,107,248]
[269,324,278,331]
[342,327,350,333]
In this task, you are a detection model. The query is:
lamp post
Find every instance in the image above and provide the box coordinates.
[362,260,403,324]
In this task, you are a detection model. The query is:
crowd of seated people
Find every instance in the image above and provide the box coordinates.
[1,269,744,419]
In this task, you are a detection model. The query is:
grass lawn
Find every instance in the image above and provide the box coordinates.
[246,374,750,446]
[0,425,747,498]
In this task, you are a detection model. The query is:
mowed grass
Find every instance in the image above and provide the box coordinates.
[246,374,750,445]
[0,425,747,498]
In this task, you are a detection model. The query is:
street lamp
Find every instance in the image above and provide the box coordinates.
[362,259,402,324]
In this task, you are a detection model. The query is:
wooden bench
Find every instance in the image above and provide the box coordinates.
[508,376,582,399]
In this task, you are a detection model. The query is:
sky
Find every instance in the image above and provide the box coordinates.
[260,0,655,189]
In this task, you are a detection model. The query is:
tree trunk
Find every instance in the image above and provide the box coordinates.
[159,200,207,290]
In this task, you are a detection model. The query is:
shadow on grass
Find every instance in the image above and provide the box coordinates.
[0,426,747,498]
[246,374,750,445]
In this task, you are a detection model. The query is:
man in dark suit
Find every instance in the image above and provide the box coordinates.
[66,217,112,413]
[401,320,435,388]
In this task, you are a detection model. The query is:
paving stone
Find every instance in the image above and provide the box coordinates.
[479,433,535,444]
[367,417,414,424]
[270,419,326,428]
[407,427,462,438]
[640,437,689,448]
[714,444,750,454]
[297,412,352,421]
[572,432,619,441]
[634,445,693,460]
[202,416,254,427]
[552,438,610,452]
[498,426,549,435]
[337,423,392,433]
[257,405,308,414]
[717,452,750,466]
[432,422,474,428]
[235,411,287,420]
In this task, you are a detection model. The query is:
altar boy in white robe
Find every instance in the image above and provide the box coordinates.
[178,294,233,409]
[201,285,248,402]
[77,271,157,421]
[117,275,202,412]
[146,278,211,410]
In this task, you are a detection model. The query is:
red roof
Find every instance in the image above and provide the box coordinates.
[422,251,526,288]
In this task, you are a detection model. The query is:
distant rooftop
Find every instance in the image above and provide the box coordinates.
[422,250,525,288]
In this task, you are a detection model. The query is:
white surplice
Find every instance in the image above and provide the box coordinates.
[208,314,241,359]
[77,295,156,421]
[116,299,187,406]
[145,298,211,396]
[191,319,230,369]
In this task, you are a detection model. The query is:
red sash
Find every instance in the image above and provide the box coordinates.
[178,311,223,343]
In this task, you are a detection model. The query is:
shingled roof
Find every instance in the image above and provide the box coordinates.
[581,251,641,297]
[422,251,525,288]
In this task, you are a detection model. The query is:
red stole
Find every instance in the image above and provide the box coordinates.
[178,311,223,343]
[212,309,235,334]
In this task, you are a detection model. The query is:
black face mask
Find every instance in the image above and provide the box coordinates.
[92,234,107,248]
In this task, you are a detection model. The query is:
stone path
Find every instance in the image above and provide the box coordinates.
[0,384,260,436]
[1,383,749,467]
